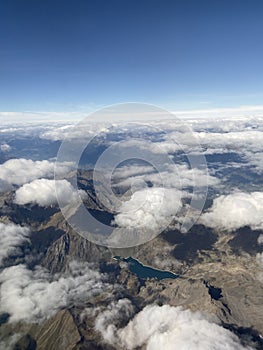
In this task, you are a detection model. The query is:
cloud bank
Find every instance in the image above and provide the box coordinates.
[200,191,263,231]
[0,222,30,266]
[113,163,218,190]
[96,304,252,350]
[113,187,182,230]
[0,261,109,323]
[15,178,86,207]
[95,299,135,344]
[0,158,73,192]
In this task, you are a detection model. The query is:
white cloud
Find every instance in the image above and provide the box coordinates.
[244,152,263,173]
[113,162,219,191]
[0,158,73,188]
[14,178,86,207]
[0,334,21,350]
[113,164,156,180]
[149,117,263,173]
[0,261,109,323]
[95,299,134,344]
[196,130,263,154]
[0,222,30,266]
[39,124,77,141]
[132,116,263,150]
[1,105,263,124]
[96,304,252,350]
[172,105,263,119]
[113,187,182,231]
[40,122,111,141]
[258,234,263,245]
[157,127,263,167]
[0,143,11,152]
[200,191,263,231]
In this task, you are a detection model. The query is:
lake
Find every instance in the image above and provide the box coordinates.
[114,256,178,280]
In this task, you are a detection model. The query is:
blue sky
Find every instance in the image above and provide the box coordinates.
[0,0,263,114]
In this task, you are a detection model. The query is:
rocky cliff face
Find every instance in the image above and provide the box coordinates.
[41,214,110,273]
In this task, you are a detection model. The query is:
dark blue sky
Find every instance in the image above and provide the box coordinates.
[1,0,263,113]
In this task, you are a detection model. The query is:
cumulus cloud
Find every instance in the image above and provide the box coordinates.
[0,261,109,323]
[0,143,11,152]
[96,304,252,350]
[0,158,73,187]
[14,178,86,207]
[200,191,263,231]
[95,299,134,344]
[0,222,30,266]
[113,187,182,231]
